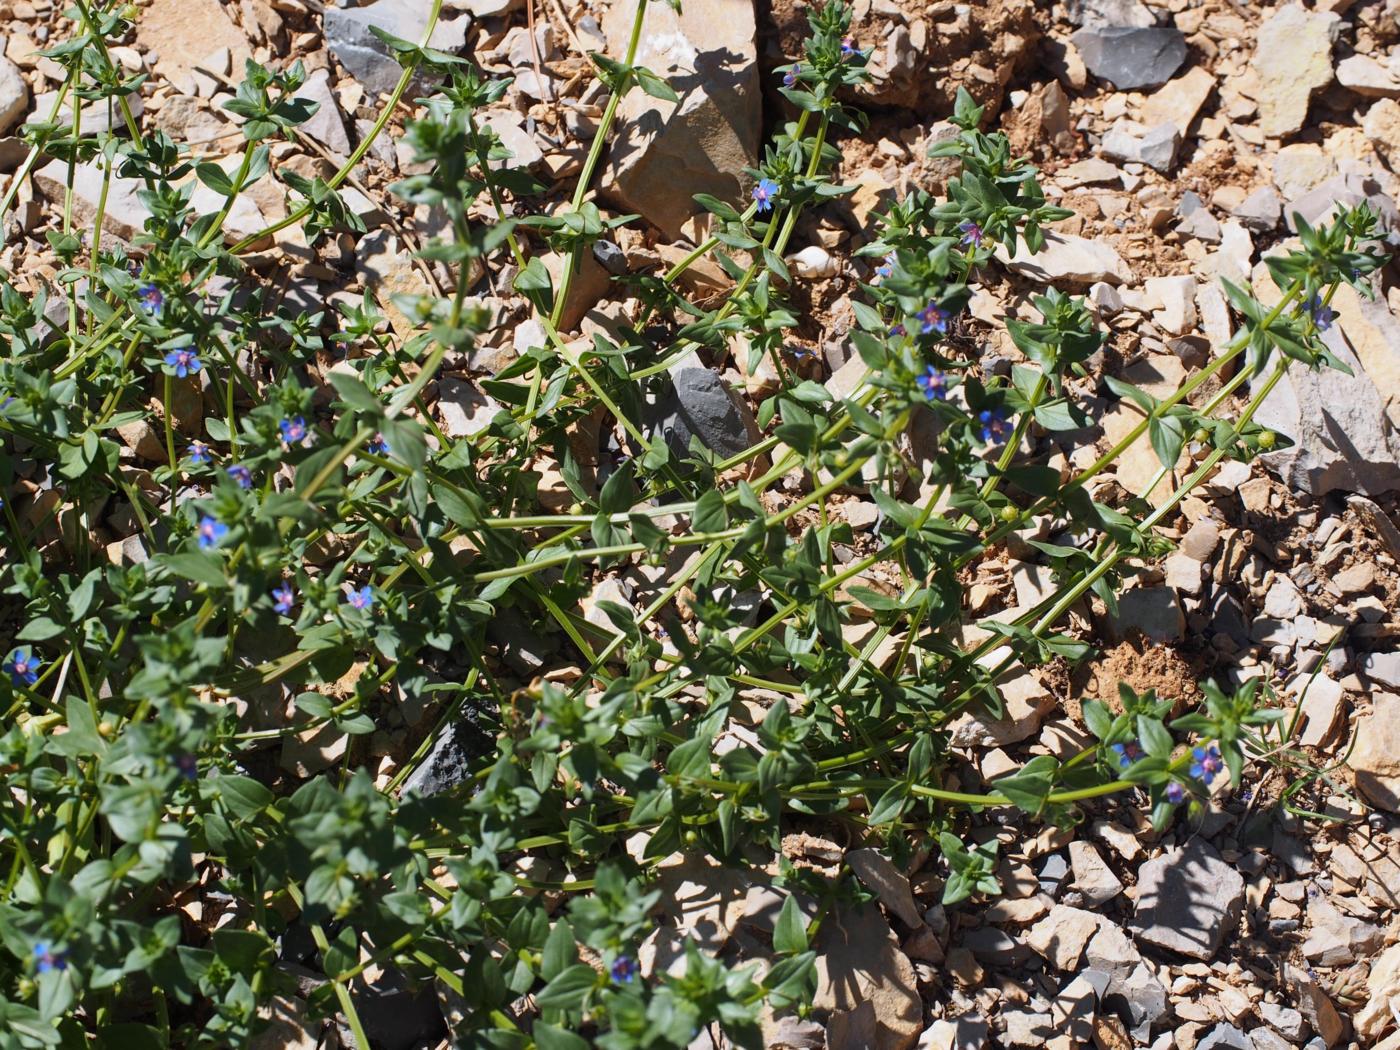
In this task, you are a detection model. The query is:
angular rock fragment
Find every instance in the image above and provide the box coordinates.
[600,0,759,240]
[1071,26,1186,91]
[1251,5,1340,138]
[1131,840,1244,961]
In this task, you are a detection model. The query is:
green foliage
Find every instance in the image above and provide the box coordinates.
[0,0,1387,1046]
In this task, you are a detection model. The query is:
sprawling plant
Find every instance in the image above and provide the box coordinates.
[0,0,1387,1045]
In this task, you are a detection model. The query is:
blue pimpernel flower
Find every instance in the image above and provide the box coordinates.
[1305,294,1335,332]
[6,648,40,687]
[977,407,1012,444]
[916,366,949,401]
[137,283,164,317]
[1109,741,1145,770]
[175,754,199,781]
[1165,781,1186,804]
[876,252,896,279]
[610,955,638,984]
[751,178,779,213]
[226,465,252,489]
[164,349,201,378]
[346,585,374,611]
[279,416,308,444]
[917,302,948,335]
[367,432,391,456]
[188,440,211,464]
[959,221,984,247]
[33,942,66,973]
[840,36,858,57]
[1190,743,1223,782]
[272,583,296,615]
[197,515,228,550]
[783,64,800,88]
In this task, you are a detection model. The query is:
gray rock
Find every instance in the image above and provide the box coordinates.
[1258,1003,1305,1042]
[1111,586,1185,643]
[1250,1029,1295,1050]
[1234,186,1282,232]
[398,708,496,797]
[599,0,759,239]
[1361,650,1400,688]
[1286,964,1344,1048]
[592,239,628,276]
[1038,853,1071,897]
[324,1,468,96]
[1102,121,1181,173]
[1070,841,1124,904]
[1254,298,1400,497]
[1071,26,1187,91]
[0,58,25,137]
[1116,961,1171,1041]
[961,926,1028,966]
[1284,173,1400,235]
[1178,191,1222,243]
[293,67,351,155]
[1131,840,1244,961]
[1067,0,1157,28]
[1198,1025,1253,1050]
[651,352,761,461]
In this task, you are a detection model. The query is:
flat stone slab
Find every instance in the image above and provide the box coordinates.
[1131,839,1244,960]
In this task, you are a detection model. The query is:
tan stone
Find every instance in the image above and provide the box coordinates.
[1252,5,1339,138]
[135,0,251,94]
[1349,693,1400,813]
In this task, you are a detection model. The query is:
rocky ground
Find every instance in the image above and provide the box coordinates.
[6,0,1400,1047]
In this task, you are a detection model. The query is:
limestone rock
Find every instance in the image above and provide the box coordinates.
[1026,904,1101,970]
[1253,284,1400,496]
[1252,5,1340,138]
[356,229,433,339]
[0,56,27,135]
[1349,692,1400,813]
[813,905,923,1050]
[34,160,148,243]
[1355,941,1400,1043]
[997,231,1133,287]
[600,0,759,240]
[1338,53,1400,98]
[1131,840,1244,961]
[293,68,351,156]
[1101,120,1180,173]
[1141,66,1215,133]
[135,0,251,94]
[1071,26,1186,91]
[324,0,468,96]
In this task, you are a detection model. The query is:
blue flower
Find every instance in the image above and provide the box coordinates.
[783,64,800,88]
[1109,741,1144,770]
[163,349,201,379]
[187,440,211,464]
[175,754,198,781]
[6,648,39,687]
[610,955,638,984]
[226,465,252,489]
[279,416,308,444]
[876,252,896,280]
[197,515,228,550]
[1165,781,1186,804]
[1190,743,1223,782]
[137,283,164,317]
[367,432,391,457]
[1305,294,1335,332]
[272,583,296,615]
[751,178,779,213]
[977,407,1012,444]
[959,221,984,247]
[346,585,374,611]
[916,366,949,401]
[840,36,858,57]
[33,942,66,973]
[890,322,906,338]
[917,302,948,335]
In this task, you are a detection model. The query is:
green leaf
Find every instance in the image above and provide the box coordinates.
[534,963,597,1010]
[992,755,1058,815]
[692,489,728,534]
[161,553,228,588]
[216,775,274,820]
[772,895,808,954]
